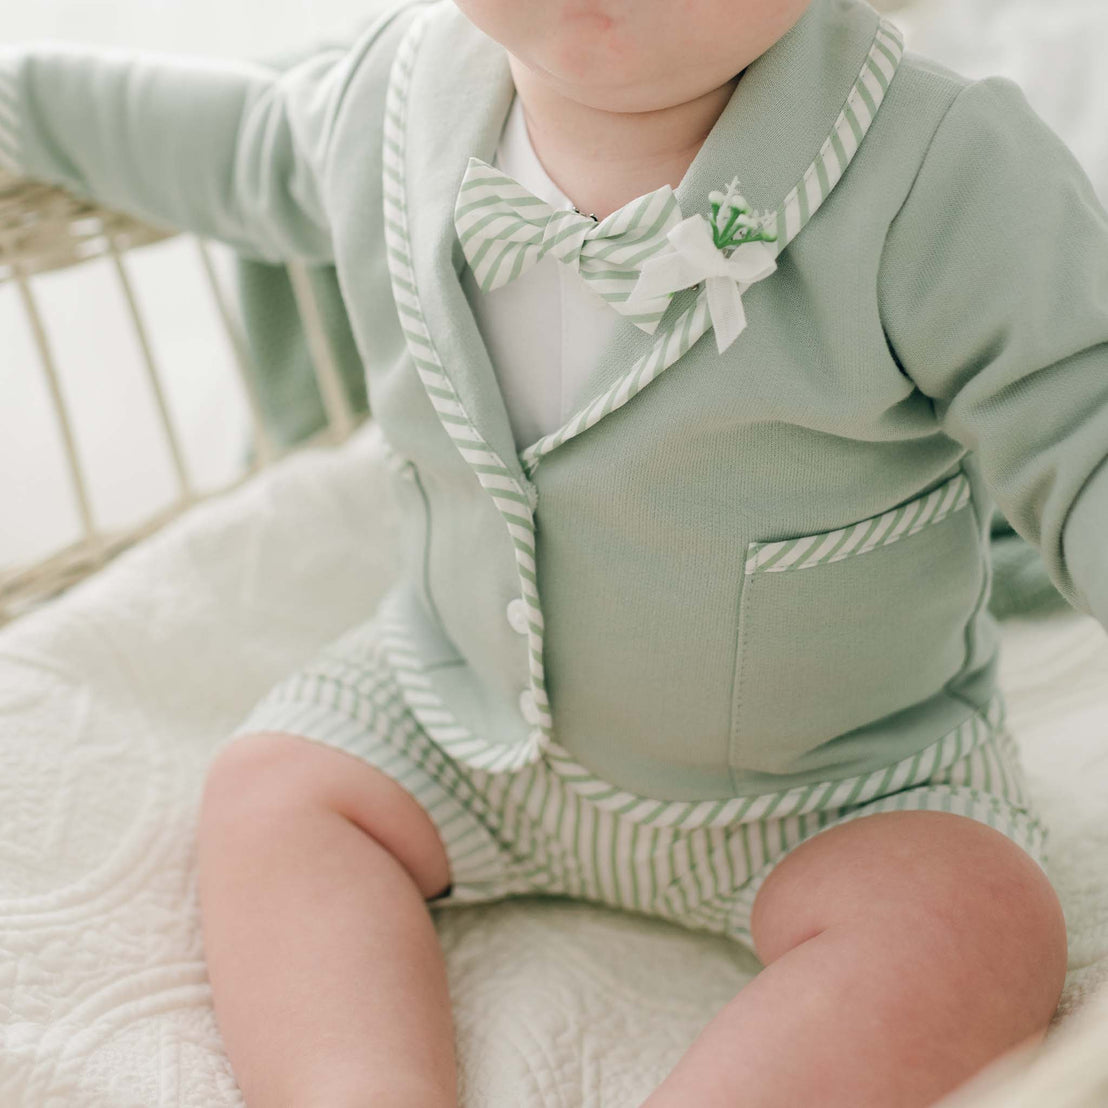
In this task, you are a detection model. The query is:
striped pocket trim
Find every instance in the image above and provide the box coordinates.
[745,471,971,575]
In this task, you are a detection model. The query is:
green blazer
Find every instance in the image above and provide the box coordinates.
[233,29,1072,628]
[3,0,1106,800]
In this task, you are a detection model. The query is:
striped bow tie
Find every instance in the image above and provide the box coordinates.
[454,157,684,335]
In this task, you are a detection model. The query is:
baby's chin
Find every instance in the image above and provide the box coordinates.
[512,43,738,115]
[456,0,748,112]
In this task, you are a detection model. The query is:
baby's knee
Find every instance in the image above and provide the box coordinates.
[199,730,339,827]
[922,844,1067,1038]
[198,731,454,900]
[873,816,1068,1020]
[752,812,1068,1033]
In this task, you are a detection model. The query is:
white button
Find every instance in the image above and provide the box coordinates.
[519,689,542,725]
[506,597,530,635]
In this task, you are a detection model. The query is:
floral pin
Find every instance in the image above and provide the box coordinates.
[629,177,779,354]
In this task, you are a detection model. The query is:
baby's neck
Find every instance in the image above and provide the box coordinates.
[507,55,738,221]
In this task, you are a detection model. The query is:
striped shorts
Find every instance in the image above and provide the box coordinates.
[221,614,1049,951]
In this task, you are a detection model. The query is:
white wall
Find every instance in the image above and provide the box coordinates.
[1,1,392,570]
[3,0,389,57]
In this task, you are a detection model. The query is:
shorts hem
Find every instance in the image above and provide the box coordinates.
[221,699,522,906]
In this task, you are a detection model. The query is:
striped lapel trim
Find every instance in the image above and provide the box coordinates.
[518,16,905,476]
[382,6,550,771]
[746,471,971,575]
[767,19,904,248]
[521,291,713,477]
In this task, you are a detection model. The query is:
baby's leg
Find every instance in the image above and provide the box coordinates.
[640,811,1067,1108]
[196,731,457,1108]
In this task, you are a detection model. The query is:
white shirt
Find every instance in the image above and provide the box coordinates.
[461,94,621,453]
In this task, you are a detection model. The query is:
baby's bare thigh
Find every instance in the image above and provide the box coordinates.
[201,730,453,900]
[750,811,1067,1031]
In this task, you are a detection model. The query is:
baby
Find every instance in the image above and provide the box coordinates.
[9,0,1108,1104]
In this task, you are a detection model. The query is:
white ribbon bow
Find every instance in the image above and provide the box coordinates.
[628,215,778,354]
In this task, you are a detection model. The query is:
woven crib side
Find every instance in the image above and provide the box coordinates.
[0,168,366,626]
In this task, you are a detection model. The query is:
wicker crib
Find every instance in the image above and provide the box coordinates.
[0,166,367,626]
[2,157,1108,1107]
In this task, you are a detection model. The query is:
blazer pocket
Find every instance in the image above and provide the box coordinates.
[729,469,983,776]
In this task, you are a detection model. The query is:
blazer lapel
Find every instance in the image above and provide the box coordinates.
[394,1,525,487]
[672,0,890,237]
[391,0,904,479]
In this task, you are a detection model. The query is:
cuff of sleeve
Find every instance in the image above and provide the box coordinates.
[1063,458,1108,628]
[0,51,23,173]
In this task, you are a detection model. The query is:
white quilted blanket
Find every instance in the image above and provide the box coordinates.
[1,420,1107,1108]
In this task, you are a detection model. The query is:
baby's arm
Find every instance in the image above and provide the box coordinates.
[0,3,404,264]
[879,75,1108,631]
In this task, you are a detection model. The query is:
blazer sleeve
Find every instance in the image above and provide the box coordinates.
[0,2,410,264]
[878,75,1108,631]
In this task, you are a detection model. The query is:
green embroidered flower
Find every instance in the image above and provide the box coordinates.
[708,177,777,251]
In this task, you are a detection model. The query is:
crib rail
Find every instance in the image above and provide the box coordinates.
[0,168,366,626]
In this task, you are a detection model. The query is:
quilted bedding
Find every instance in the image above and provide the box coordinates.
[1,420,1107,1107]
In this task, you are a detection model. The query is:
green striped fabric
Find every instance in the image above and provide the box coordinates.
[454,156,683,333]
[225,611,1048,951]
